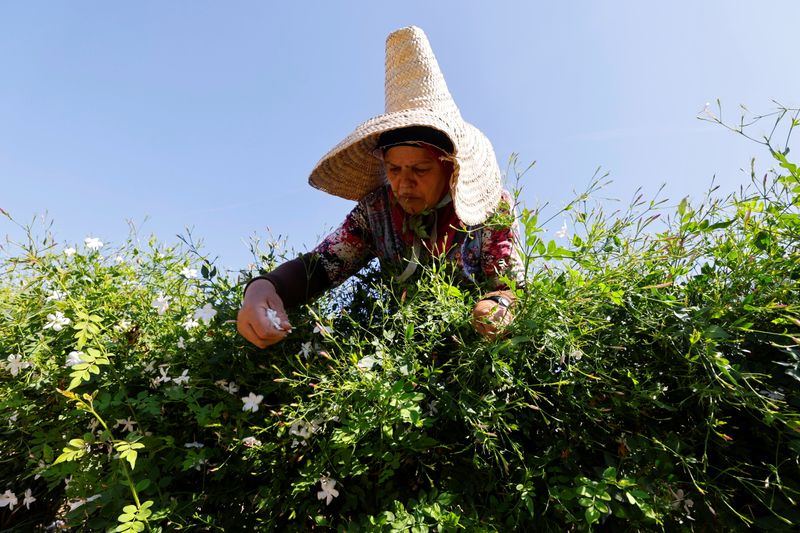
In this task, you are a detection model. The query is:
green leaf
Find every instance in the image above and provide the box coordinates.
[404,323,414,342]
[584,506,601,524]
[444,284,462,298]
[677,197,688,216]
[704,325,730,340]
[43,443,53,462]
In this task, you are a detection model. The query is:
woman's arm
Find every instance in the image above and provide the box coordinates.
[237,201,375,348]
[472,191,525,337]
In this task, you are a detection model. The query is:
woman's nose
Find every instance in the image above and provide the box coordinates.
[398,168,417,186]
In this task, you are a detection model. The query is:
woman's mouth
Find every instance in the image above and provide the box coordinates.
[399,194,421,202]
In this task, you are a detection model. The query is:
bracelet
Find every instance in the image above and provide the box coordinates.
[483,295,511,309]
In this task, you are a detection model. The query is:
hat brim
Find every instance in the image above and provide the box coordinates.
[309,109,502,226]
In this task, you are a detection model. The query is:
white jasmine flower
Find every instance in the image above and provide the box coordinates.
[266,308,282,329]
[44,311,70,331]
[151,293,171,315]
[65,351,84,367]
[183,441,204,448]
[555,220,568,239]
[46,289,66,302]
[172,369,190,385]
[143,361,155,374]
[113,319,131,332]
[177,337,186,349]
[317,475,340,505]
[671,488,694,513]
[63,247,76,257]
[155,365,172,385]
[215,379,239,395]
[242,436,262,447]
[115,417,137,433]
[357,355,379,370]
[182,316,200,330]
[22,488,36,509]
[0,489,18,509]
[193,457,208,471]
[84,237,103,250]
[181,267,198,279]
[4,354,32,376]
[241,392,264,413]
[67,499,84,511]
[114,255,124,264]
[300,342,313,359]
[9,411,18,423]
[289,420,312,440]
[193,303,217,325]
[67,494,100,512]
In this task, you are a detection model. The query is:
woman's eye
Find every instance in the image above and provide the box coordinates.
[414,167,431,175]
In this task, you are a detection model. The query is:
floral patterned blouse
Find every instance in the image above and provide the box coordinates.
[253,184,525,309]
[311,184,524,290]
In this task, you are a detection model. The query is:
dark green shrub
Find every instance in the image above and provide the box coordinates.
[1,105,798,531]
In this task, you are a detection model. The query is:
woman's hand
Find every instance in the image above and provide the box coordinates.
[237,279,293,348]
[472,291,514,338]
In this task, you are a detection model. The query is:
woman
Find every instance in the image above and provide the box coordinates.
[237,26,524,348]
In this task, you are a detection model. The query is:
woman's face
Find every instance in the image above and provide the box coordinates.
[383,145,450,215]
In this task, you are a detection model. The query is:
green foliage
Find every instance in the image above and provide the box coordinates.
[1,105,799,531]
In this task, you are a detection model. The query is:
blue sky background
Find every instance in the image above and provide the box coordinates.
[2,2,799,271]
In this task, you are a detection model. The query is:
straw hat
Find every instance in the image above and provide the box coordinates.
[308,26,503,226]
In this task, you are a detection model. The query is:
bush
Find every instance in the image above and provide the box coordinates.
[1,106,799,531]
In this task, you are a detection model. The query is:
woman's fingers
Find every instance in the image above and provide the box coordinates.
[264,294,293,331]
[237,303,290,348]
[237,279,293,348]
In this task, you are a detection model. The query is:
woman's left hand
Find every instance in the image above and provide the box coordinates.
[472,291,514,338]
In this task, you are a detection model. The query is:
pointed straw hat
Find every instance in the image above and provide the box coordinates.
[308,26,503,226]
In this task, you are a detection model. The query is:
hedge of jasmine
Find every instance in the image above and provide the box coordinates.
[1,111,799,531]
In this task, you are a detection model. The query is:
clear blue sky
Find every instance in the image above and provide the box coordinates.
[2,2,799,271]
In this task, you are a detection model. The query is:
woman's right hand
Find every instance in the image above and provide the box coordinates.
[237,279,293,348]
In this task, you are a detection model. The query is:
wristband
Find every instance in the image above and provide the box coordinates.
[483,295,511,309]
